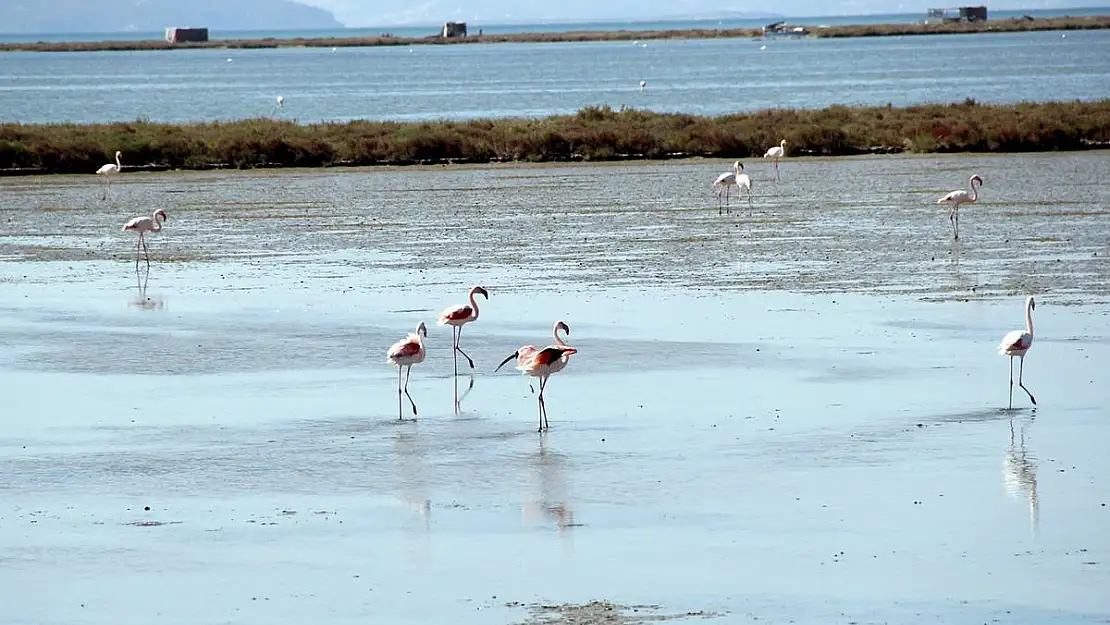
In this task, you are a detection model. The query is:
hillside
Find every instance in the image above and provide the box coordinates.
[0,0,343,34]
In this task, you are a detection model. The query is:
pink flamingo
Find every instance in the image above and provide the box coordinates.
[96,150,122,199]
[998,296,1037,409]
[763,139,786,181]
[505,321,571,394]
[937,174,983,240]
[712,161,752,215]
[386,321,428,420]
[496,320,578,432]
[122,209,168,270]
[437,285,489,375]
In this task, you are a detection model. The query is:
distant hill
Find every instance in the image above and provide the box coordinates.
[0,0,342,34]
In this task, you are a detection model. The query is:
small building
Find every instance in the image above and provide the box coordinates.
[165,27,209,43]
[925,6,988,23]
[441,21,467,38]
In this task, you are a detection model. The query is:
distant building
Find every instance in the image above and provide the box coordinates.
[441,21,467,38]
[165,27,209,43]
[925,6,988,23]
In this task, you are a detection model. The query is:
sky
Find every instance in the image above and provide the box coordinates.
[295,0,1103,27]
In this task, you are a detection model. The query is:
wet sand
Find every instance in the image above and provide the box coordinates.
[1,153,1108,624]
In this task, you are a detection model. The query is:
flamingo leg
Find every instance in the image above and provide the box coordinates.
[747,186,753,216]
[455,326,475,369]
[716,188,722,216]
[397,365,404,419]
[725,186,731,215]
[403,365,418,417]
[537,376,550,432]
[133,234,142,271]
[1008,356,1014,410]
[141,232,151,270]
[1018,356,1036,406]
[451,326,459,376]
[954,206,960,240]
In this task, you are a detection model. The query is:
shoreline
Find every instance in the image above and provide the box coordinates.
[0,15,1107,53]
[2,100,1109,176]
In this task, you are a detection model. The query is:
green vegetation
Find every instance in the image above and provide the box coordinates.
[2,100,1108,175]
[0,16,1107,53]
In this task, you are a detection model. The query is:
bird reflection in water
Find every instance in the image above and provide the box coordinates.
[1004,415,1038,537]
[129,265,166,311]
[393,429,432,533]
[454,374,475,414]
[521,438,579,541]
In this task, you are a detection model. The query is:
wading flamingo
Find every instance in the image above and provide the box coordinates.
[763,139,786,181]
[387,322,428,420]
[712,161,752,215]
[639,80,647,91]
[96,150,122,199]
[271,95,284,115]
[937,174,983,240]
[122,209,168,271]
[998,295,1036,409]
[437,285,489,375]
[496,321,578,432]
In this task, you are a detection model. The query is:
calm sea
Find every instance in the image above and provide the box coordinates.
[1,10,1108,125]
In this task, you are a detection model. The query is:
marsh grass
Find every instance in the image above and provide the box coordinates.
[2,100,1109,175]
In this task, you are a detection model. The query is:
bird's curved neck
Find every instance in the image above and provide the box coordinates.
[152,212,164,232]
[554,326,568,346]
[1025,300,1034,336]
[115,153,122,168]
[468,291,481,319]
[969,177,980,201]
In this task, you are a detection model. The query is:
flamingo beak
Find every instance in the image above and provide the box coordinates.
[495,351,518,372]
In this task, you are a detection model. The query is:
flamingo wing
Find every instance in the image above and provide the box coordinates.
[938,189,970,204]
[122,216,152,231]
[736,173,752,190]
[97,164,118,175]
[532,346,578,367]
[998,330,1032,354]
[387,336,422,361]
[713,172,735,186]
[437,304,473,324]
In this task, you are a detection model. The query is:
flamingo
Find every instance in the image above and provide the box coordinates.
[386,322,428,420]
[496,320,578,432]
[639,80,647,91]
[437,285,489,375]
[937,174,983,240]
[504,321,571,394]
[998,295,1037,410]
[122,209,168,271]
[96,150,122,199]
[271,95,284,115]
[763,139,786,181]
[712,161,753,215]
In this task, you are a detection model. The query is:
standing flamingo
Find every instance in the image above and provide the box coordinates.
[763,139,786,181]
[437,285,489,375]
[496,321,578,432]
[998,295,1037,409]
[712,161,753,215]
[96,150,122,199]
[387,322,428,420]
[122,209,168,271]
[271,95,284,115]
[937,174,983,240]
[639,80,647,91]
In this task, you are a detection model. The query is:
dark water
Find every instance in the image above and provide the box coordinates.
[1,27,1108,124]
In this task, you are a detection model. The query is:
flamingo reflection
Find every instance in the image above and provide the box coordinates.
[1004,417,1038,536]
[521,438,578,539]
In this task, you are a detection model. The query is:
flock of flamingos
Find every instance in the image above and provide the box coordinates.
[102,141,1035,432]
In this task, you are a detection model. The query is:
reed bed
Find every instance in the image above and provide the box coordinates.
[2,100,1108,175]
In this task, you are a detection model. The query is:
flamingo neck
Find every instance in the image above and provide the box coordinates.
[152,213,164,232]
[969,177,979,201]
[468,290,481,320]
[116,153,122,168]
[1025,300,1034,337]
[554,326,568,346]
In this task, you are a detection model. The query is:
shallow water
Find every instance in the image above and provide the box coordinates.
[2,28,1109,124]
[1,154,1109,624]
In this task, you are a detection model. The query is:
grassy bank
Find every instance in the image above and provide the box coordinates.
[2,100,1109,175]
[1,16,1108,53]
